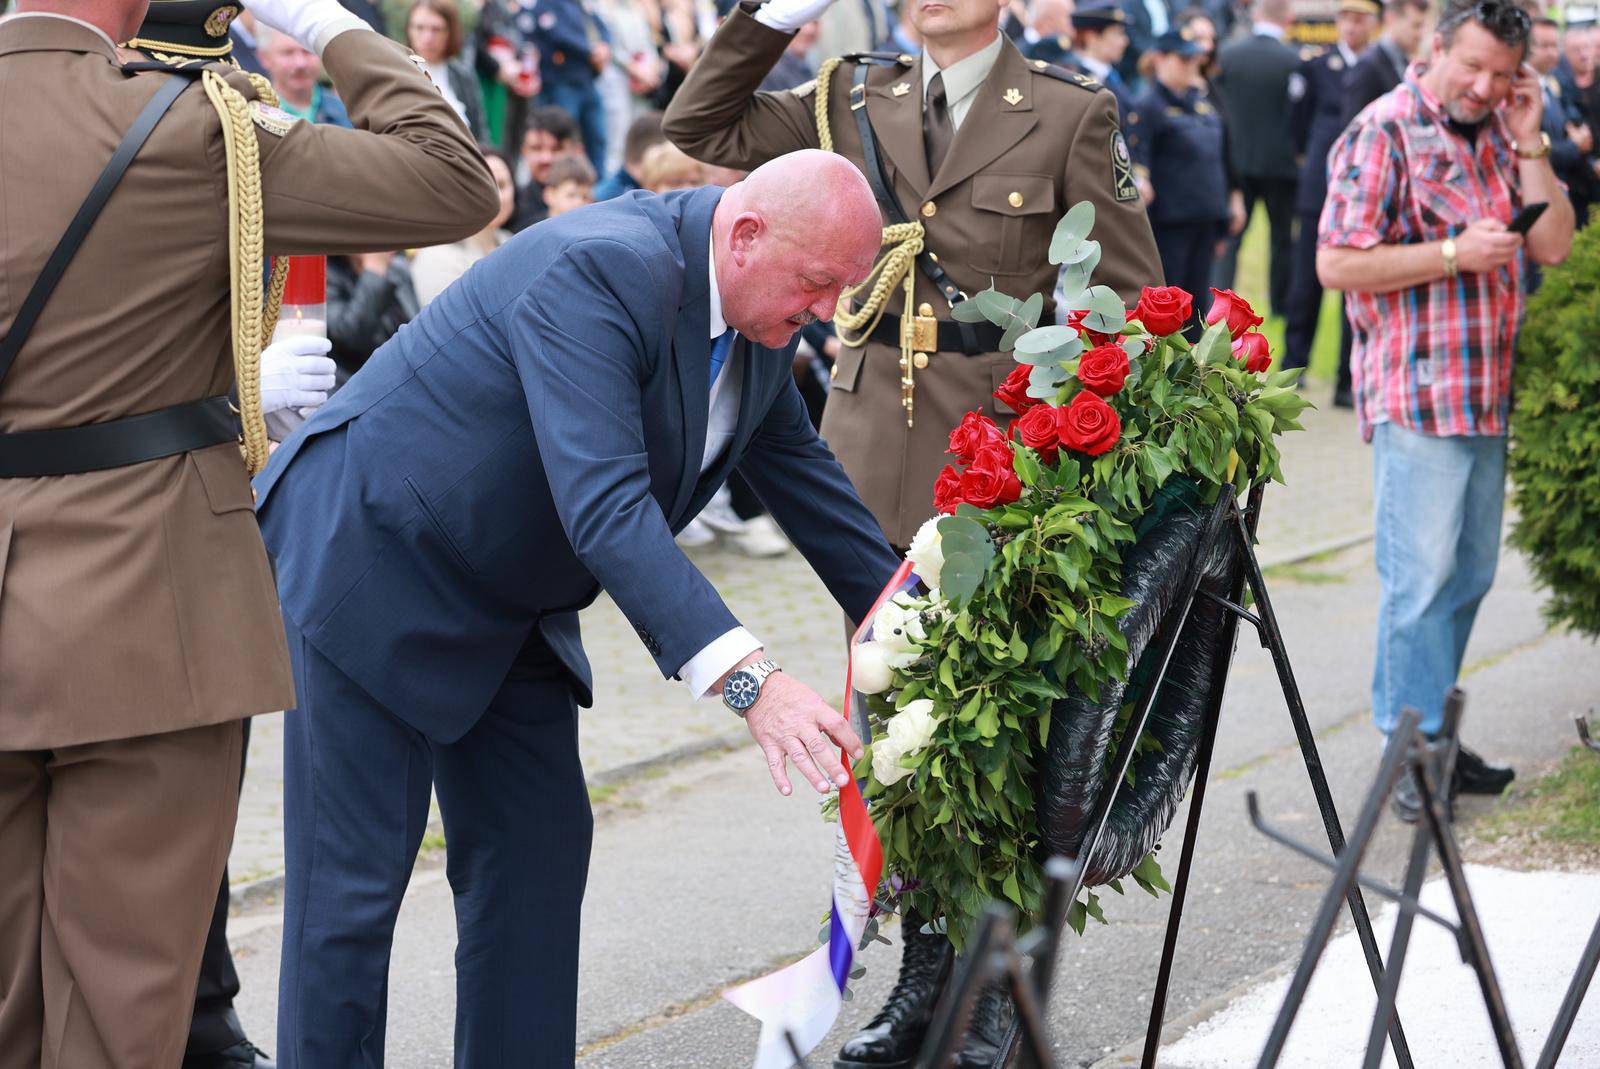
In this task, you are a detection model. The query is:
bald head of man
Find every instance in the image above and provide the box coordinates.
[711,149,882,349]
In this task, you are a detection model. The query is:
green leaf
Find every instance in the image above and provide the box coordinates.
[1190,320,1233,366]
[1047,201,1096,263]
[951,291,993,323]
[1001,292,1046,351]
[1081,285,1127,334]
[1014,325,1081,356]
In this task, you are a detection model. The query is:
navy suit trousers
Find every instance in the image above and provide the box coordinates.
[276,621,593,1069]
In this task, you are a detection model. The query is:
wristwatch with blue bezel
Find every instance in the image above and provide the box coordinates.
[722,658,780,716]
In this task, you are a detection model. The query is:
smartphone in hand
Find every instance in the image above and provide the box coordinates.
[1508,201,1549,235]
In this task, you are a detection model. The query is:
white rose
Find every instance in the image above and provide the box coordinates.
[886,698,941,755]
[871,737,911,785]
[872,595,926,669]
[851,641,894,694]
[906,518,945,589]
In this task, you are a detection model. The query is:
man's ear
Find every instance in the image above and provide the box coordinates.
[729,211,765,267]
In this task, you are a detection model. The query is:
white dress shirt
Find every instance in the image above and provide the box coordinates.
[676,237,762,698]
[922,33,1005,131]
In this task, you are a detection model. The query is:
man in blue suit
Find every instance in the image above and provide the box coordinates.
[255,150,899,1068]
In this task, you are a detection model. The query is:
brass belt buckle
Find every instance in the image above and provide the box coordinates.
[910,304,938,353]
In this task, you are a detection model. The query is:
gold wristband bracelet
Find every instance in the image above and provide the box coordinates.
[1442,237,1459,278]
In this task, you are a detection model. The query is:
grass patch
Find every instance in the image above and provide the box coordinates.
[587,782,623,805]
[1475,741,1600,853]
[1261,562,1346,585]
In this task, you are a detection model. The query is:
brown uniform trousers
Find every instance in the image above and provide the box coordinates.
[665,3,1163,546]
[0,16,498,1067]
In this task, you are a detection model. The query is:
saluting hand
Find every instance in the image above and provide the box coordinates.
[752,0,839,34]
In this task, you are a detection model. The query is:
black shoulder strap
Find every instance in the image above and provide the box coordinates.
[848,62,976,346]
[0,71,198,388]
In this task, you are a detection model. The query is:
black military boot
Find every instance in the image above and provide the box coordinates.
[835,913,954,1068]
[951,981,1016,1069]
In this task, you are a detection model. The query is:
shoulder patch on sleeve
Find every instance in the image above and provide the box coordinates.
[249,101,301,138]
[1111,129,1139,202]
[791,77,817,97]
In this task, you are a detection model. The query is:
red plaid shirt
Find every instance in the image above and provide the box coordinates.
[1320,64,1527,441]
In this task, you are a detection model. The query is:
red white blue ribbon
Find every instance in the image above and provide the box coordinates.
[723,560,915,1068]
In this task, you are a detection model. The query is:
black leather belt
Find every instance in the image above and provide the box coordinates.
[0,396,240,478]
[866,312,1005,356]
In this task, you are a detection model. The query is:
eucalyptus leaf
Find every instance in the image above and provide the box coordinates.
[1026,363,1069,397]
[1059,248,1100,295]
[1047,201,1096,264]
[1001,292,1046,351]
[1014,325,1080,356]
[1056,237,1101,267]
[951,296,992,323]
[1081,285,1127,334]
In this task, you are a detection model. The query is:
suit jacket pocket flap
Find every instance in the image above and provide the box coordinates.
[191,444,256,514]
[971,174,1055,216]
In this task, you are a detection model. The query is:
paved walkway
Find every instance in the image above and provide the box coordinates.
[227,394,1375,890]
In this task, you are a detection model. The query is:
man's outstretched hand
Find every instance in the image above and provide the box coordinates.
[730,653,863,796]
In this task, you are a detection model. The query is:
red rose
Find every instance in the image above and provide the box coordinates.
[1132,285,1193,337]
[1232,331,1272,374]
[1066,308,1117,347]
[1205,288,1264,340]
[933,464,964,514]
[1056,390,1122,457]
[1015,403,1061,460]
[993,364,1038,414]
[959,445,1023,509]
[1077,343,1131,397]
[947,411,1006,464]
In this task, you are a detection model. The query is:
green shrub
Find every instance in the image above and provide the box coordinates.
[1511,227,1600,637]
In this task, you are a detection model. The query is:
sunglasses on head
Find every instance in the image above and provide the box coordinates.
[1442,0,1533,34]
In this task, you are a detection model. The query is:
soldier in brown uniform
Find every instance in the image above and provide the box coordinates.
[0,0,498,1063]
[664,0,1162,1064]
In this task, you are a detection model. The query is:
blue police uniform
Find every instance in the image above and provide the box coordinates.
[524,0,610,171]
[1283,40,1360,374]
[1064,0,1151,170]
[1135,72,1227,322]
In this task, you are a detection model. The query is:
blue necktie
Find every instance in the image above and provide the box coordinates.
[709,329,735,389]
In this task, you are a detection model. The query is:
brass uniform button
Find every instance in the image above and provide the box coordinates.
[913,352,930,369]
[918,303,934,317]
[1008,191,1023,208]
[921,201,937,218]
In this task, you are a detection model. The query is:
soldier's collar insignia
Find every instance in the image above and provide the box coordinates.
[1003,87,1023,106]
[791,77,817,98]
[204,4,238,37]
[892,81,912,96]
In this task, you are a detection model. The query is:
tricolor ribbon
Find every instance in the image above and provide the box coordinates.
[723,560,917,1068]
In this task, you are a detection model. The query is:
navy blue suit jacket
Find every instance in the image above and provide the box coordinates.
[255,187,901,742]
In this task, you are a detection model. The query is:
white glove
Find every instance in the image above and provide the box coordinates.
[753,0,838,34]
[244,0,364,52]
[260,335,337,416]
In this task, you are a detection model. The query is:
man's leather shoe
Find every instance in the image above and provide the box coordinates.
[1391,759,1460,824]
[1453,745,1515,795]
[951,982,1015,1069]
[835,913,954,1068]
[181,1040,276,1069]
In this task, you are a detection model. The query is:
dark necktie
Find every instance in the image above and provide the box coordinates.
[709,329,735,389]
[924,72,954,178]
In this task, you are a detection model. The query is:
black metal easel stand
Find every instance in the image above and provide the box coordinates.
[994,482,1413,1068]
[786,484,1414,1069]
[1250,703,1600,1068]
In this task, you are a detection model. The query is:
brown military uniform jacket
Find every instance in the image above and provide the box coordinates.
[0,15,499,749]
[664,4,1163,546]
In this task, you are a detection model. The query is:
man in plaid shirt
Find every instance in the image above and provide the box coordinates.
[1319,0,1574,822]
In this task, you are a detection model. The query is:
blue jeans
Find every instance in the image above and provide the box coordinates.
[540,78,607,176]
[1371,423,1507,737]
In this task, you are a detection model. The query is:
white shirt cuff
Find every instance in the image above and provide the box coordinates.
[314,17,373,56]
[681,627,762,699]
[752,7,803,34]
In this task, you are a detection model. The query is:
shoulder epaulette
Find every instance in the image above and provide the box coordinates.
[843,49,915,67]
[1028,59,1101,90]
